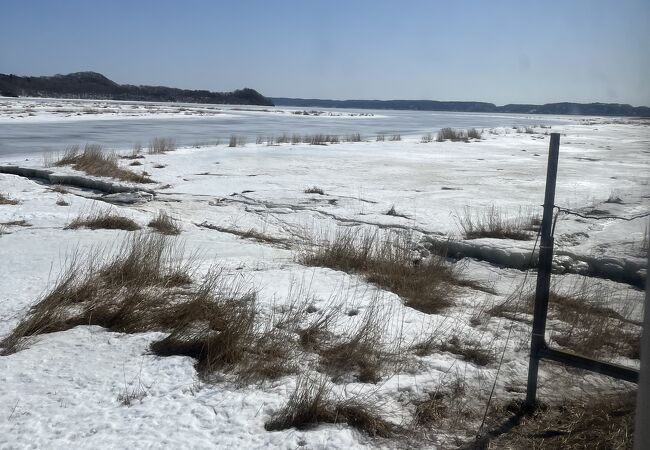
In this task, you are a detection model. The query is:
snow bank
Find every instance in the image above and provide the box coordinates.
[422,236,646,288]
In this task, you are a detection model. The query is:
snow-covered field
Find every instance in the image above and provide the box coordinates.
[0,103,647,449]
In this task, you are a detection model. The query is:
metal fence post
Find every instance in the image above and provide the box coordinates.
[634,243,649,449]
[525,132,560,407]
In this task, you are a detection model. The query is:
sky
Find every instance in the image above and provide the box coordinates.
[1,0,649,106]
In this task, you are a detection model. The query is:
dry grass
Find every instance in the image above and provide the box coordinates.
[150,270,295,382]
[0,231,295,383]
[1,219,31,227]
[516,126,535,134]
[54,144,153,183]
[148,137,176,154]
[467,128,483,139]
[284,291,400,384]
[413,334,494,367]
[456,206,540,240]
[0,233,193,355]
[118,383,148,406]
[257,133,363,145]
[386,205,409,219]
[265,377,401,438]
[316,303,390,383]
[65,208,141,231]
[304,186,325,195]
[308,134,339,145]
[421,133,433,143]
[489,282,641,360]
[438,337,493,366]
[550,291,641,360]
[300,229,462,314]
[148,211,181,235]
[197,222,291,248]
[484,392,635,449]
[437,128,469,142]
[605,192,624,204]
[296,308,336,352]
[121,143,145,160]
[150,275,255,372]
[48,184,69,194]
[412,377,474,433]
[228,135,245,147]
[435,127,483,142]
[0,193,19,205]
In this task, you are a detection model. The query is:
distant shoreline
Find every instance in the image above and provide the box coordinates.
[2,70,648,117]
[272,97,650,117]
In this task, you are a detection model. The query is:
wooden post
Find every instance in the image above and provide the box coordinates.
[525,133,560,407]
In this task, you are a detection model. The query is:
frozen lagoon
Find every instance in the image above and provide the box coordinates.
[0,97,571,157]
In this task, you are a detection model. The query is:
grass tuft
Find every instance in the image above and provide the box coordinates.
[456,206,540,240]
[65,208,141,231]
[485,392,635,449]
[386,205,409,219]
[436,336,493,366]
[437,128,469,142]
[489,281,641,360]
[299,229,462,314]
[48,184,69,194]
[0,193,19,205]
[148,210,181,235]
[307,134,339,145]
[228,135,245,147]
[318,302,389,383]
[197,222,291,248]
[150,270,295,382]
[467,128,483,139]
[412,378,472,430]
[55,144,153,183]
[265,377,401,438]
[1,219,31,227]
[0,233,193,355]
[148,137,176,154]
[304,186,325,195]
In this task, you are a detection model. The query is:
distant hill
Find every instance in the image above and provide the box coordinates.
[0,72,274,106]
[273,97,650,117]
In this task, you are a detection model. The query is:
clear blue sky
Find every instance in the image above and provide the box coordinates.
[1,0,648,105]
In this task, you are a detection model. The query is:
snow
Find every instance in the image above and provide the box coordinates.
[0,98,380,124]
[0,103,647,448]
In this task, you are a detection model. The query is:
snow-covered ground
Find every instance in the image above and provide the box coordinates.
[0,107,647,448]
